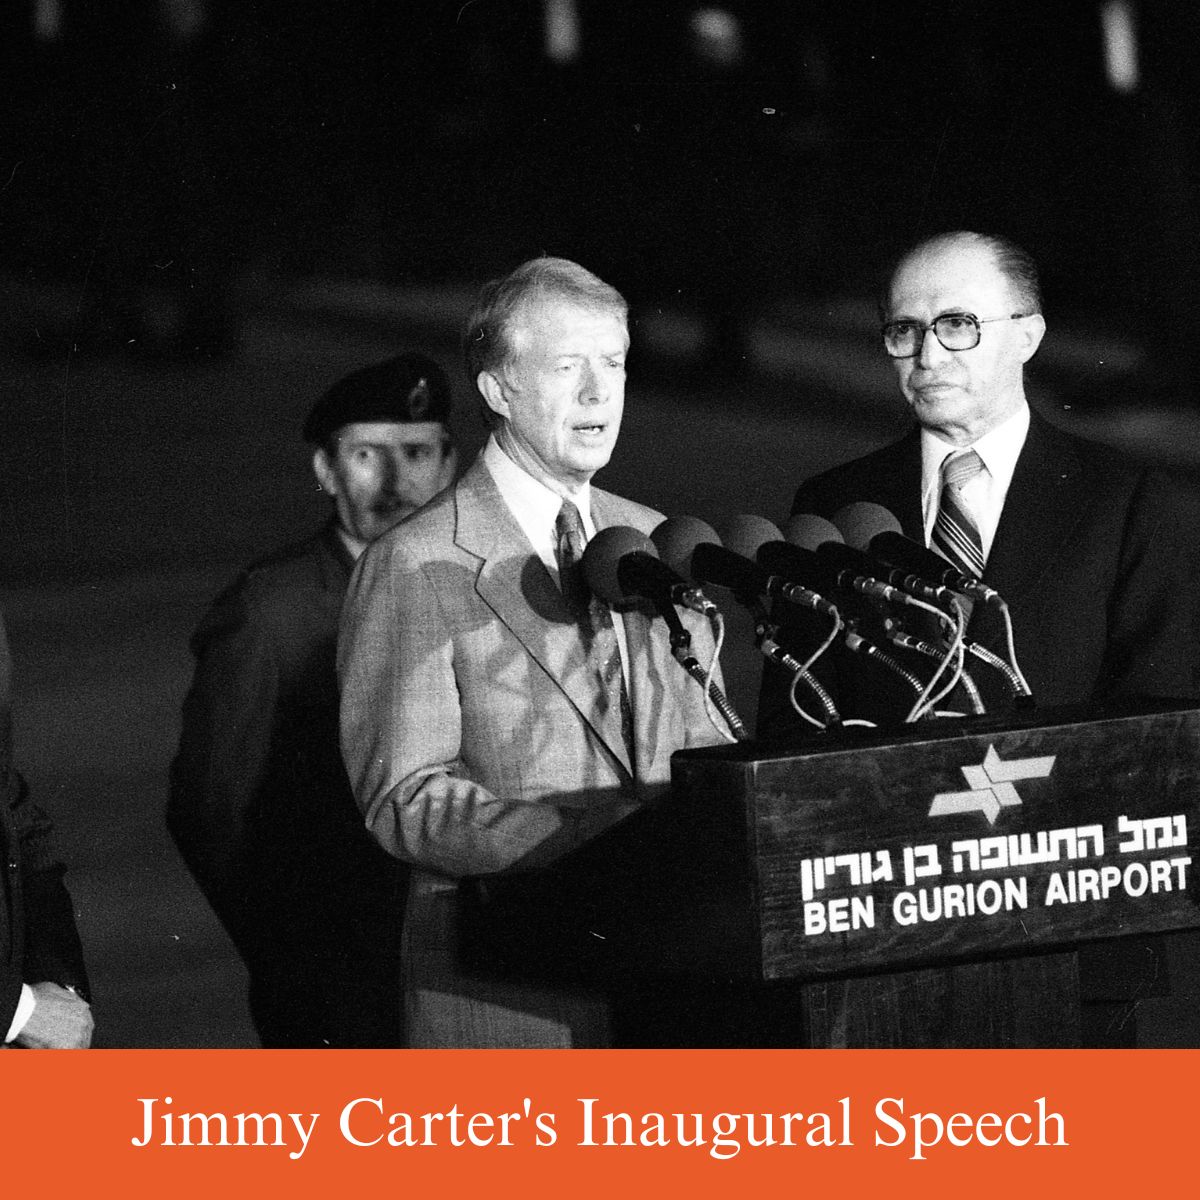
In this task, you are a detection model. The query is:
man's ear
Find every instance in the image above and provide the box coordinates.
[478,370,510,422]
[1016,313,1046,364]
[312,447,338,496]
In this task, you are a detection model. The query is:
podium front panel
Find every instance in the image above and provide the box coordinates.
[673,704,1200,982]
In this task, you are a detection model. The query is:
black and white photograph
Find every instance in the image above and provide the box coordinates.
[3,1,1199,1052]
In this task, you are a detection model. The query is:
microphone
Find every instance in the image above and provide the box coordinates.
[769,541,954,710]
[581,527,714,617]
[582,528,747,739]
[617,552,718,616]
[721,514,784,561]
[692,543,837,616]
[756,541,841,599]
[785,509,940,603]
[583,526,692,652]
[828,503,944,600]
[580,526,657,608]
[816,541,948,606]
[826,504,941,598]
[784,512,843,551]
[649,517,722,614]
[784,506,949,606]
[831,502,903,551]
[651,515,721,575]
[868,531,999,602]
[729,543,841,725]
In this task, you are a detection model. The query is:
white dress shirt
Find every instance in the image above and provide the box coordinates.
[482,436,631,683]
[920,402,1031,563]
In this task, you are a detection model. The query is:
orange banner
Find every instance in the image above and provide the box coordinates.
[4,1050,1193,1195]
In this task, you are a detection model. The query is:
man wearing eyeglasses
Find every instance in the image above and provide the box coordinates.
[759,230,1200,1045]
[761,229,1199,726]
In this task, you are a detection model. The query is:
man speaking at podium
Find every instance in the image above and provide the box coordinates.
[764,231,1200,1044]
[338,257,723,1048]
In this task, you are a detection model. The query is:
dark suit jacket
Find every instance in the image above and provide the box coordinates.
[168,524,408,1047]
[761,410,1200,733]
[1,611,89,1037]
[759,410,1200,1027]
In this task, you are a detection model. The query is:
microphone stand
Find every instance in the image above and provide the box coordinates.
[659,600,749,742]
[749,604,841,728]
[964,640,1035,707]
[843,626,929,707]
[887,627,985,715]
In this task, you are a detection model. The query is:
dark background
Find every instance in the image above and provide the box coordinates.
[6,2,1200,393]
[3,1,1199,1045]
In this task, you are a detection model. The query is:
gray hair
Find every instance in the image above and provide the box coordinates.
[463,257,628,429]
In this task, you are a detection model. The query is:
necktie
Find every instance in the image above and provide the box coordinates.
[932,449,986,579]
[555,500,635,769]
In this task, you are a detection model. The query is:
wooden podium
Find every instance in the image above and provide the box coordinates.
[464,700,1200,1046]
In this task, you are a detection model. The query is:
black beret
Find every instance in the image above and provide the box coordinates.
[303,353,452,445]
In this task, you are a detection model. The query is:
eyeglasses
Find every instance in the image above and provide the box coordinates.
[881,312,1032,359]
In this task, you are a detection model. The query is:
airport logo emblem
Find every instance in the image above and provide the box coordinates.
[928,745,1056,825]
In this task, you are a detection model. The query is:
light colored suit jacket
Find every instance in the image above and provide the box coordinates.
[338,454,725,1046]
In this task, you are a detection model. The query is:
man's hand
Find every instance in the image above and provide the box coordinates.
[14,982,94,1049]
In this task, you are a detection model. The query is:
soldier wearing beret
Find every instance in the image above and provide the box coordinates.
[168,353,457,1046]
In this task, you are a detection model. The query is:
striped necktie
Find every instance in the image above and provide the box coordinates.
[555,500,635,768]
[932,449,986,579]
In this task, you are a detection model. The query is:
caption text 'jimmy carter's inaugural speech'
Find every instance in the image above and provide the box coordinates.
[130,1093,1066,1162]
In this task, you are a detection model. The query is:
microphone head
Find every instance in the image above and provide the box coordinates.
[784,513,843,551]
[831,502,903,551]
[757,541,844,612]
[869,529,981,591]
[690,541,769,598]
[721,514,783,561]
[818,540,882,576]
[651,516,721,579]
[757,539,818,579]
[581,526,657,606]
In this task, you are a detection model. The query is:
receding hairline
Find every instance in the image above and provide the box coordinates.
[884,231,1042,316]
[891,232,999,285]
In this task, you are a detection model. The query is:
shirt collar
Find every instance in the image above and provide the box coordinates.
[920,402,1030,501]
[482,435,594,536]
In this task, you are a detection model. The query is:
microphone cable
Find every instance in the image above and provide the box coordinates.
[887,625,985,715]
[898,593,967,721]
[705,608,741,743]
[994,597,1033,696]
[670,610,748,743]
[750,607,840,729]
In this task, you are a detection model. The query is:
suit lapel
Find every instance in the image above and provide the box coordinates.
[984,414,1085,605]
[879,428,925,540]
[455,460,634,780]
